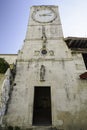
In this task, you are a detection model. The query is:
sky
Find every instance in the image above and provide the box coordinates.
[0,0,87,54]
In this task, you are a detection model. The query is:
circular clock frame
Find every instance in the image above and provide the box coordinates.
[32,8,57,23]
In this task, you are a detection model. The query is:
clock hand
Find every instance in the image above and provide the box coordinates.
[39,14,52,16]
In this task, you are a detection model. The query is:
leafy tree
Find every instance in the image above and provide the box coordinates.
[0,58,10,73]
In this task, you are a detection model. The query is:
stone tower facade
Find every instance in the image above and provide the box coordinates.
[3,6,87,130]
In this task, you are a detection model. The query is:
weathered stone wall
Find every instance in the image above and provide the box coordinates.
[0,74,5,112]
[0,69,12,126]
[4,56,87,130]
[0,74,5,90]
[0,54,17,64]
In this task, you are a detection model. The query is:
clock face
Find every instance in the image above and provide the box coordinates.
[32,8,56,23]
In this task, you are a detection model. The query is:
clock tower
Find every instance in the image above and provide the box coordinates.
[4,5,72,129]
[17,5,67,61]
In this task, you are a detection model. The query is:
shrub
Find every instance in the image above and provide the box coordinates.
[0,58,10,73]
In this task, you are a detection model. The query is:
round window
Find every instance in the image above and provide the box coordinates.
[41,49,47,55]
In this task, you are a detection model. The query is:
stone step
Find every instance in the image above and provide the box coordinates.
[29,126,57,130]
[0,126,64,130]
[23,126,63,130]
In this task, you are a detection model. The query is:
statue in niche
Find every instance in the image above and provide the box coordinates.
[40,65,45,81]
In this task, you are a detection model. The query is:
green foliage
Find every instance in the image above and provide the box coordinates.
[0,58,10,73]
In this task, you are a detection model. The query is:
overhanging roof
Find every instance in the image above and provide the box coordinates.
[65,37,87,49]
[80,72,87,79]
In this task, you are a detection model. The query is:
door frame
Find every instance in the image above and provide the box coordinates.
[32,86,52,126]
